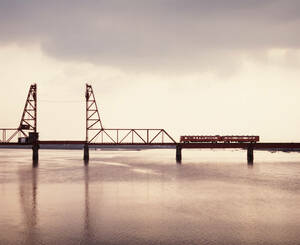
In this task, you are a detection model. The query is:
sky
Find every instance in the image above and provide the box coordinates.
[1,0,300,141]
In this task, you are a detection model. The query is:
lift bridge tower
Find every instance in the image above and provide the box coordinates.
[18,83,38,143]
[0,84,38,143]
[0,84,39,161]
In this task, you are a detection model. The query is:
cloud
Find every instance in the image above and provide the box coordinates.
[0,0,300,73]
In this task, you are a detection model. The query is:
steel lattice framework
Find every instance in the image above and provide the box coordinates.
[85,84,176,144]
[0,84,37,142]
[85,84,103,142]
[88,128,176,144]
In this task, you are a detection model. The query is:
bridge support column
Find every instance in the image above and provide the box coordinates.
[247,146,254,164]
[176,145,182,164]
[84,143,89,163]
[32,142,39,165]
[30,132,39,166]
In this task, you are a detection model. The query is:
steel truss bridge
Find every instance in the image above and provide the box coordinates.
[1,83,300,164]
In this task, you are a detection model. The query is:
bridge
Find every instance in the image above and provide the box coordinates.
[1,84,300,165]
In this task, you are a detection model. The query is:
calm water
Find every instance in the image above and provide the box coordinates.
[0,149,300,245]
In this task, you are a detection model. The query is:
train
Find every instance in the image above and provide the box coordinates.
[180,135,259,143]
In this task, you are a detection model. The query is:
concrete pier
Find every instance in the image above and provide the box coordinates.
[176,145,182,163]
[84,143,89,163]
[247,146,254,164]
[29,132,40,165]
[32,142,39,165]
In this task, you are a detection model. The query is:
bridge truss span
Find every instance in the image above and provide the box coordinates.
[0,128,19,143]
[88,128,176,144]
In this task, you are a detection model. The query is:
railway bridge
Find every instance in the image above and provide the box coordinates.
[1,84,300,165]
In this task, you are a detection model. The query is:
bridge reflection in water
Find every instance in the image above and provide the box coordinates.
[2,149,297,245]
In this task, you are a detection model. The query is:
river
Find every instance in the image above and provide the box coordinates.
[0,149,300,245]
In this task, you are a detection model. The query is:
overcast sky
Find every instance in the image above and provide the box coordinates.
[1,0,300,141]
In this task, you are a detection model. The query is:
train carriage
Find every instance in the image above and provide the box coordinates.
[180,135,259,143]
[221,135,259,143]
[180,135,221,143]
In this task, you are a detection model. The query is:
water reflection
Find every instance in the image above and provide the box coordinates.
[18,162,95,245]
[83,165,91,243]
[18,165,39,245]
[0,149,299,245]
[32,159,38,168]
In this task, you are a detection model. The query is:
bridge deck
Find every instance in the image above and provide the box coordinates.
[1,141,300,150]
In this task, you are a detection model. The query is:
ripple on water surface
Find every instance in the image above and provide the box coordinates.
[0,149,300,245]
